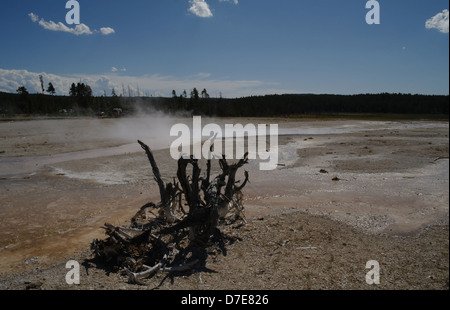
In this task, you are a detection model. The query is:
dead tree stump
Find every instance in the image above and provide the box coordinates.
[90,140,250,285]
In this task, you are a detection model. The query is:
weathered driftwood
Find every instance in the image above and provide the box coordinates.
[124,258,200,285]
[91,140,249,285]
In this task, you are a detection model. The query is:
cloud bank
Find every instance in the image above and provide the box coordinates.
[28,13,115,36]
[425,9,449,34]
[0,68,291,98]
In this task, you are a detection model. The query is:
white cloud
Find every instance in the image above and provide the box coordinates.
[425,9,449,34]
[0,69,73,96]
[29,12,39,23]
[100,27,115,35]
[193,72,212,79]
[188,0,213,18]
[29,13,93,35]
[112,67,127,72]
[188,0,238,18]
[219,0,239,4]
[0,68,291,98]
[28,13,115,36]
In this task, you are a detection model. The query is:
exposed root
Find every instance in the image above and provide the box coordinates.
[90,140,250,285]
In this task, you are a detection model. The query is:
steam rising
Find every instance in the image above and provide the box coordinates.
[0,110,188,178]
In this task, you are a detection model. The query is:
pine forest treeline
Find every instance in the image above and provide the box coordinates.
[0,91,448,118]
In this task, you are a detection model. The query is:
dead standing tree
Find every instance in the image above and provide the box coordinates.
[91,140,249,285]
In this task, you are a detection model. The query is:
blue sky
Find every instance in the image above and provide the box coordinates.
[0,0,448,97]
